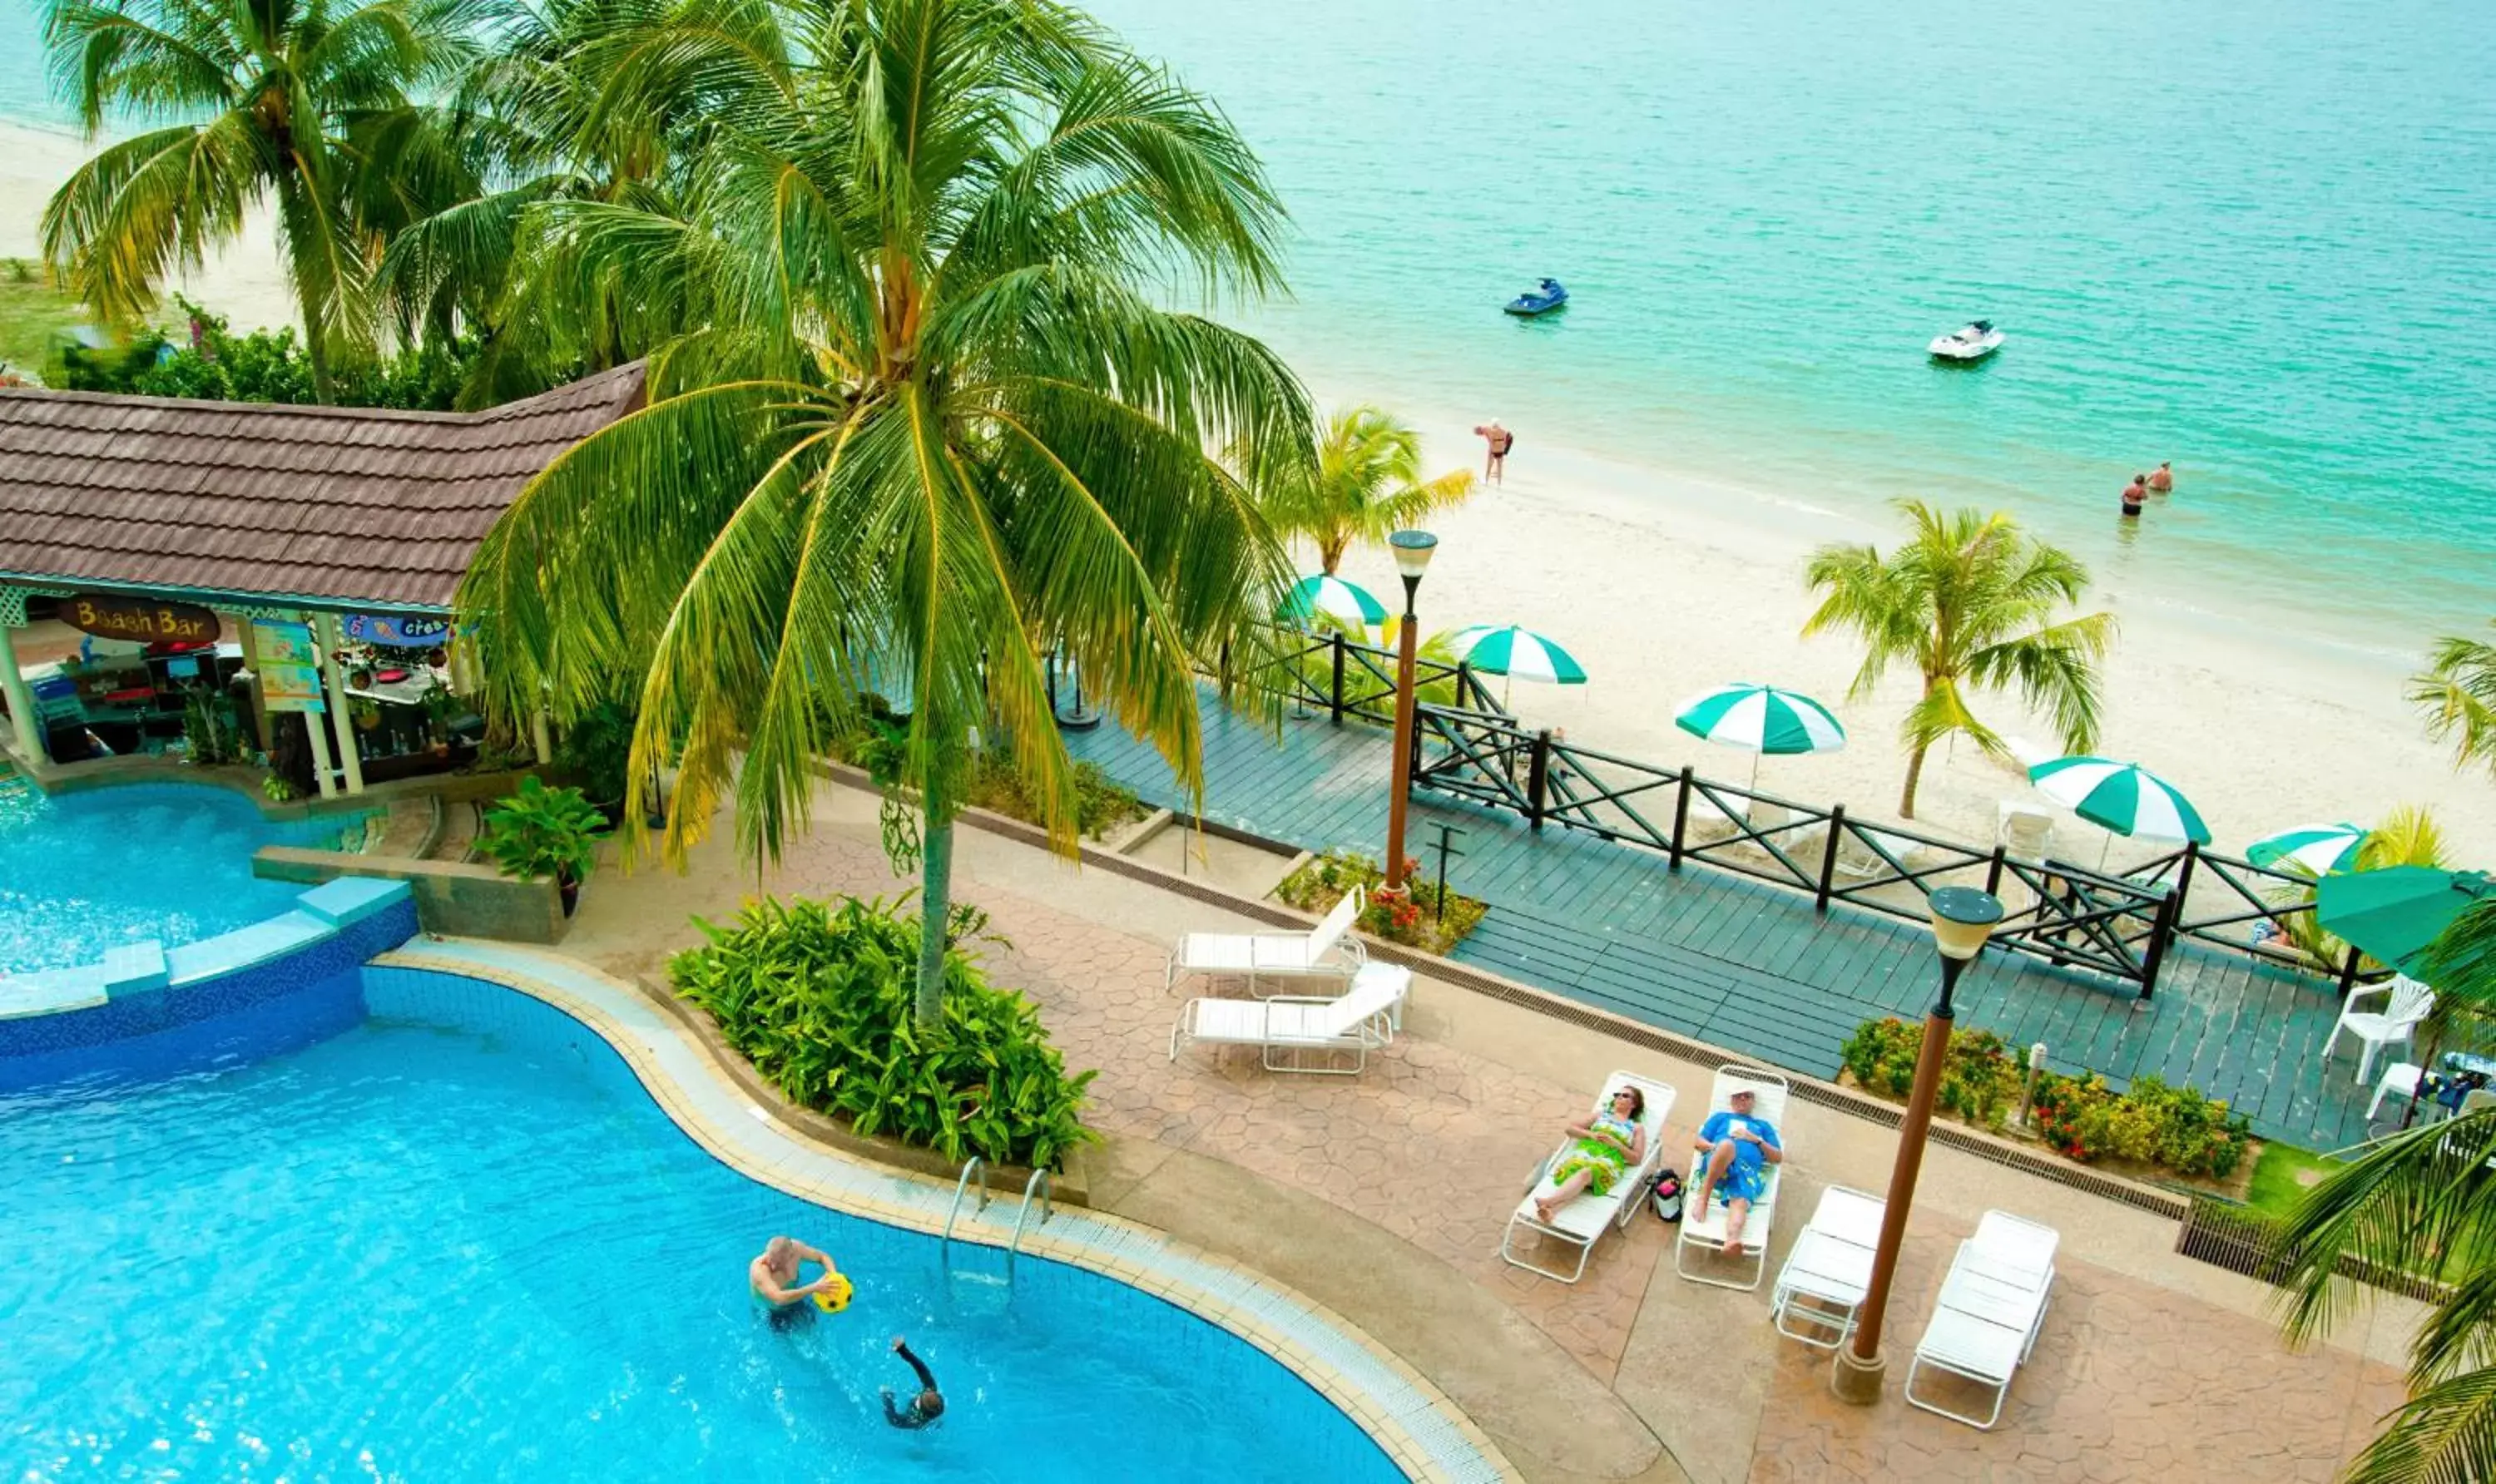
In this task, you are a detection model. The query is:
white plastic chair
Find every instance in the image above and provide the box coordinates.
[1500,1070,1678,1284]
[2368,1062,2429,1121]
[1769,1185,1885,1348]
[1906,1209,2059,1430]
[1167,963,1409,1076]
[1676,1066,1793,1291]
[1995,801,2055,863]
[2326,977,2436,1088]
[1165,888,1365,997]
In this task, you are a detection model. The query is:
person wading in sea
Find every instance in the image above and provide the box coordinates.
[1473,419,1514,484]
[2147,461,2174,494]
[2121,474,2147,519]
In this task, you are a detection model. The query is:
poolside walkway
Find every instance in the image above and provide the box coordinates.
[1063,698,2380,1151]
[562,782,2409,1483]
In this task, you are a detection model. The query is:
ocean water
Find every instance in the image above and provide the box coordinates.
[0,972,1398,1481]
[6,0,2490,645]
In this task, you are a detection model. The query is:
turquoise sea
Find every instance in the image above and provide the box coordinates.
[7,0,2491,647]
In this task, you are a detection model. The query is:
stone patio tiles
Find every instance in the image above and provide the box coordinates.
[562,781,2411,1483]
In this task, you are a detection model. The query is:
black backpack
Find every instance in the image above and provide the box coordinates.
[1649,1167,1684,1224]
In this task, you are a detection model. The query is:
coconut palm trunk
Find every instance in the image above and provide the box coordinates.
[916,807,955,1026]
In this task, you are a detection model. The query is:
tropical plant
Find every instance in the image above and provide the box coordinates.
[1803,501,2117,818]
[460,0,1307,1027]
[261,772,298,802]
[1274,848,1488,955]
[180,685,243,764]
[2272,1105,2496,1480]
[670,894,1096,1170]
[55,299,485,408]
[2412,620,2496,784]
[1251,403,1476,575]
[39,0,483,401]
[1839,1016,2030,1131]
[2027,1070,2249,1179]
[552,694,637,809]
[474,774,608,886]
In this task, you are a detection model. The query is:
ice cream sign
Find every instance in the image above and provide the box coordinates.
[342,613,453,649]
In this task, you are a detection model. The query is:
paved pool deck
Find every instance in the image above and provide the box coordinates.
[552,782,2413,1484]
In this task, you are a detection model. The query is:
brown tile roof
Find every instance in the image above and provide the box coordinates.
[0,362,646,611]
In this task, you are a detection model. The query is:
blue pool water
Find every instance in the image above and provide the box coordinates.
[0,971,1402,1482]
[0,784,369,975]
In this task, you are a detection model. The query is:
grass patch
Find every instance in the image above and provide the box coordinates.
[2246,1141,2340,1219]
[0,267,87,383]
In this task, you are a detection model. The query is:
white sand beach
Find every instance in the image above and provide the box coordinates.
[1305,382,2496,868]
[5,115,2489,868]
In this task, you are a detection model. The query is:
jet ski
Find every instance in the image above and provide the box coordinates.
[1504,278,1568,317]
[1928,319,2004,362]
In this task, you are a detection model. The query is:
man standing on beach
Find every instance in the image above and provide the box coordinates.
[2147,461,2174,494]
[1473,420,1513,484]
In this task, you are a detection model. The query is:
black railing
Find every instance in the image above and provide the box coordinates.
[1200,626,2334,1002]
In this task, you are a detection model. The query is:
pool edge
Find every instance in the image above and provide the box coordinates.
[372,939,1518,1484]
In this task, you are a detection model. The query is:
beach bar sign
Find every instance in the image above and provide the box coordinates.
[343,613,452,650]
[62,592,220,646]
[250,619,326,715]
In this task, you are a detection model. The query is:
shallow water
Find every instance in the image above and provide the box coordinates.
[0,783,367,974]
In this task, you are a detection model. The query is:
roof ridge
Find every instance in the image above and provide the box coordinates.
[0,360,646,426]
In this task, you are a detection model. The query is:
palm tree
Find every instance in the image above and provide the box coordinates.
[460,0,1308,1026]
[1254,404,1475,575]
[39,0,479,402]
[2412,621,2496,784]
[1803,500,2116,819]
[2271,898,2496,1484]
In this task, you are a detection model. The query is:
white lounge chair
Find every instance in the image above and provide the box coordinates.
[1907,1209,2060,1430]
[2326,975,2435,1087]
[1165,888,1366,997]
[1996,800,2056,863]
[1500,1070,1677,1284]
[1769,1185,1886,1349]
[1676,1066,1793,1291]
[1167,962,1409,1076]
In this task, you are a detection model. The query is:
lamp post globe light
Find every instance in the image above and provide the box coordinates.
[1831,884,2006,1403]
[1381,530,1438,891]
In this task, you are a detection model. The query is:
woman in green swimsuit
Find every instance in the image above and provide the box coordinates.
[1533,1085,1647,1224]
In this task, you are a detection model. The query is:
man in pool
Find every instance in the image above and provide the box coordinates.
[749,1234,844,1326]
[881,1335,945,1429]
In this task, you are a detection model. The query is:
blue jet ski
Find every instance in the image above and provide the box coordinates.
[1503,277,1568,317]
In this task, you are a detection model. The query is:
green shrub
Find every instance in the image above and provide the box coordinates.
[1275,848,1488,956]
[476,776,609,885]
[1840,1017,2028,1130]
[553,697,638,809]
[2031,1069,2249,1179]
[670,895,1096,1170]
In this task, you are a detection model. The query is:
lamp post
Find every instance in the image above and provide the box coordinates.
[1381,530,1439,890]
[1831,884,2005,1404]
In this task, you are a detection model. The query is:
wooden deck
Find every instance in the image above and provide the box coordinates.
[1066,696,2381,1153]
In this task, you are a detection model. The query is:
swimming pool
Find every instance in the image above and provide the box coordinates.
[0,969,1406,1482]
[0,782,369,975]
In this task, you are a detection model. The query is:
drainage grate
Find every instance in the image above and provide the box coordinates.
[2176,1198,2447,1303]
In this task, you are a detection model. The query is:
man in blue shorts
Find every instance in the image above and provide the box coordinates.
[1693,1086,1783,1259]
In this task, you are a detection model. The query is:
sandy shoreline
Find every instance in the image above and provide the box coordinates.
[3,116,2488,864]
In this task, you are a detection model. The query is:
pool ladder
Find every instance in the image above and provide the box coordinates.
[941,1158,1055,1288]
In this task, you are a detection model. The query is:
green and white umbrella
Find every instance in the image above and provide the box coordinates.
[1277,573,1387,633]
[2246,822,2369,878]
[2028,755,2211,865]
[1674,682,1846,789]
[1444,624,1586,709]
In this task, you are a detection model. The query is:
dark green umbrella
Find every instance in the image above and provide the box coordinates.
[2316,867,2494,976]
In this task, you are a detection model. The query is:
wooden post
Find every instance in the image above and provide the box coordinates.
[1525,728,1552,830]
[1984,843,2008,898]
[2337,946,2365,998]
[2137,883,2180,1002]
[1329,632,1347,726]
[1815,804,1845,912]
[2171,839,2201,931]
[314,612,364,796]
[1668,765,1693,871]
[1455,660,1473,712]
[301,685,339,799]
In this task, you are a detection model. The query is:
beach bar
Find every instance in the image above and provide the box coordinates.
[0,365,645,794]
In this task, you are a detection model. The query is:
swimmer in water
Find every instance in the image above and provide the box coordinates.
[750,1234,843,1328]
[2146,461,2173,494]
[881,1335,946,1429]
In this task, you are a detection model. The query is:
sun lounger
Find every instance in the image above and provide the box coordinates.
[1167,962,1410,1076]
[1165,888,1366,997]
[1676,1066,1792,1290]
[1500,1069,1677,1284]
[1906,1209,2060,1429]
[1769,1185,1886,1348]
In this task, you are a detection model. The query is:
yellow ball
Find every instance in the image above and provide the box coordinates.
[811,1276,854,1313]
